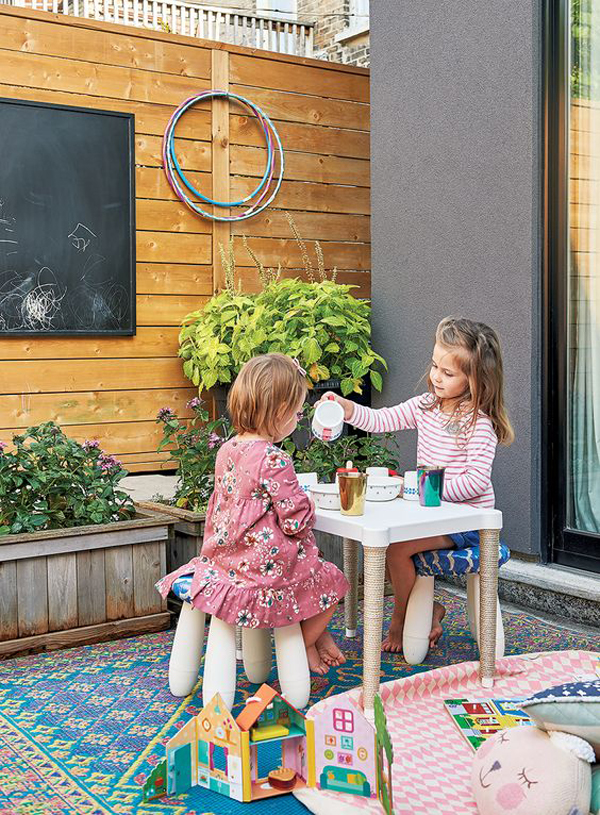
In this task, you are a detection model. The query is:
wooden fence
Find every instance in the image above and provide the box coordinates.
[0,6,370,471]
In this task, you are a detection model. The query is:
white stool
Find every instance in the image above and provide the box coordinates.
[168,591,311,711]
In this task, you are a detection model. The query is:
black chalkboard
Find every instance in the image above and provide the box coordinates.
[0,98,135,335]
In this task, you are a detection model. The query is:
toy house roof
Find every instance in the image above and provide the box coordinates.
[235,684,306,731]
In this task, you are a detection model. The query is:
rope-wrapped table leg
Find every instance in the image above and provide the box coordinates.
[362,545,387,717]
[343,537,359,638]
[478,528,500,687]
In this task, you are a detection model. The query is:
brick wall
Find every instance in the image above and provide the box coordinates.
[298,0,370,66]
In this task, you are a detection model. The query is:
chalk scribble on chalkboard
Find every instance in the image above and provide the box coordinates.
[68,222,97,252]
[0,267,65,331]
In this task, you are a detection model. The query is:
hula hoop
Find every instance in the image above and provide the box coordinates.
[162,90,284,222]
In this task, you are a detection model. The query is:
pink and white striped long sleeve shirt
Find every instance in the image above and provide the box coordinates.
[350,394,498,508]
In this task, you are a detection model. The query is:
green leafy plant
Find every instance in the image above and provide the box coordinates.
[283,413,401,483]
[178,217,387,396]
[0,423,135,536]
[156,398,231,513]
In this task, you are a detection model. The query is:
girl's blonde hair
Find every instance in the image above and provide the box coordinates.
[227,353,307,439]
[424,317,514,445]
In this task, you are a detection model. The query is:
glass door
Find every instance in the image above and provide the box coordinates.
[550,0,600,571]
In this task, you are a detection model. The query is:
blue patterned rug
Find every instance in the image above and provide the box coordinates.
[0,590,598,815]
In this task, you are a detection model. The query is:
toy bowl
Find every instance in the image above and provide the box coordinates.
[309,483,340,510]
[366,475,403,502]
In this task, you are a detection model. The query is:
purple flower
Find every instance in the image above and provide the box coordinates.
[0,441,7,453]
[157,407,175,421]
[99,454,121,472]
[83,440,101,452]
[208,433,222,449]
[186,397,202,411]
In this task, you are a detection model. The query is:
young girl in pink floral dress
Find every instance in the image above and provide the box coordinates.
[157,353,348,675]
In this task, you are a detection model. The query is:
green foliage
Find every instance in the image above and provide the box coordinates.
[156,398,231,513]
[179,278,387,396]
[178,216,387,395]
[0,423,135,536]
[571,0,600,99]
[283,410,400,482]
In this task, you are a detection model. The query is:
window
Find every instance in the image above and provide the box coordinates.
[547,0,600,572]
[333,708,354,733]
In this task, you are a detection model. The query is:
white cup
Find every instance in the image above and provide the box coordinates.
[403,470,419,501]
[366,466,389,477]
[311,400,345,442]
[297,472,318,493]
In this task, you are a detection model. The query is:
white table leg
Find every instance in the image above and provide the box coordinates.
[478,528,500,687]
[168,602,205,697]
[343,537,359,637]
[403,575,434,664]
[362,545,387,717]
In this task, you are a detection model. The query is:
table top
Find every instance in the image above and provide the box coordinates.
[313,497,502,547]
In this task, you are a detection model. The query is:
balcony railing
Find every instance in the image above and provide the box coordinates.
[9,0,315,56]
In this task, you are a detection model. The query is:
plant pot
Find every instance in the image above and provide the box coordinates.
[135,501,206,613]
[212,384,230,420]
[0,509,175,658]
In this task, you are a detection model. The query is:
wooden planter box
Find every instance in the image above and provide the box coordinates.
[0,509,175,658]
[135,501,205,614]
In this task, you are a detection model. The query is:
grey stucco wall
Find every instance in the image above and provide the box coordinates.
[370,0,542,555]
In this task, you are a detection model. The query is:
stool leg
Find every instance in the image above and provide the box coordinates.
[343,537,359,638]
[168,602,206,697]
[402,575,434,665]
[242,627,272,684]
[203,617,236,710]
[466,573,480,642]
[274,624,310,710]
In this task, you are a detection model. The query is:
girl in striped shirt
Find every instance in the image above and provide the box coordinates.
[320,317,514,654]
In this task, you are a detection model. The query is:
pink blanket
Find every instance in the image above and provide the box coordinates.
[295,650,599,815]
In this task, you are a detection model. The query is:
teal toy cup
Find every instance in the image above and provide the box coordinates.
[417,466,445,507]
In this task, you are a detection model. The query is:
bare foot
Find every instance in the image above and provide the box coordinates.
[316,630,347,667]
[429,601,446,648]
[306,643,329,675]
[381,619,403,653]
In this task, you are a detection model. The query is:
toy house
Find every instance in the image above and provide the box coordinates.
[143,684,393,814]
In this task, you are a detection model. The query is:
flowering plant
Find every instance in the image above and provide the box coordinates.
[0,422,135,536]
[156,398,231,513]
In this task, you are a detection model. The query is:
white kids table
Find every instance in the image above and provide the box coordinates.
[313,499,503,718]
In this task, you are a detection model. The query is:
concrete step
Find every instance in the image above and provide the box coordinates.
[443,556,599,628]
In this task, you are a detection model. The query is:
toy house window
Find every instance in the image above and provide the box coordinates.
[333,709,354,733]
[211,744,227,773]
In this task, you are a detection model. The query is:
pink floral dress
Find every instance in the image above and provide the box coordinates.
[156,438,348,629]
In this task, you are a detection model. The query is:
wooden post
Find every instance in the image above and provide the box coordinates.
[211,49,231,293]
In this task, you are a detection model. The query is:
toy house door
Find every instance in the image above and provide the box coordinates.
[168,743,192,795]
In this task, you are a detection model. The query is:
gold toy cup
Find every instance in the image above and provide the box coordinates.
[338,472,367,516]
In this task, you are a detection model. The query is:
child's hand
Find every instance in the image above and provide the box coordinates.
[316,392,355,421]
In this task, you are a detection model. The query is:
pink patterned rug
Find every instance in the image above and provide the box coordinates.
[295,649,599,815]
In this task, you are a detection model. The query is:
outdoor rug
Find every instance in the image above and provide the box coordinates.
[0,590,598,815]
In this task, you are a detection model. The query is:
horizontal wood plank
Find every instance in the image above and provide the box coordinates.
[0,387,195,428]
[0,47,210,107]
[0,327,181,359]
[230,53,369,103]
[231,209,371,242]
[0,358,188,393]
[137,262,213,294]
[230,145,370,187]
[136,294,209,326]
[232,236,370,270]
[0,13,211,78]
[136,231,212,265]
[136,133,212,172]
[236,268,371,297]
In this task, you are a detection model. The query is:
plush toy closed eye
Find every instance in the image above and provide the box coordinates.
[471,726,594,815]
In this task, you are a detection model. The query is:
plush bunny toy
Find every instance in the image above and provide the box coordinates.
[471,726,595,815]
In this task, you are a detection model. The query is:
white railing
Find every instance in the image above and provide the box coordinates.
[9,0,315,56]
